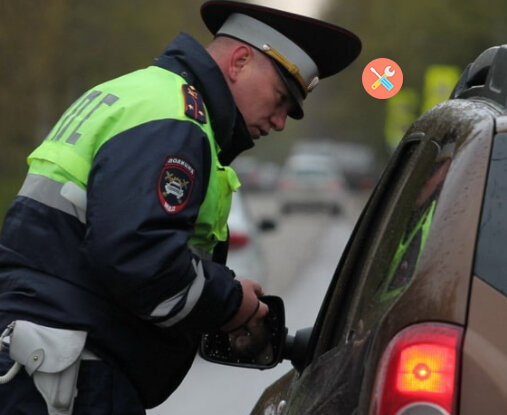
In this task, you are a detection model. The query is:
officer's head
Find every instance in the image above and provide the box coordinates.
[202,1,361,138]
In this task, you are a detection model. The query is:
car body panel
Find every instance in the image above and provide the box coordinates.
[460,125,507,414]
[461,277,507,414]
[251,97,502,415]
[250,371,297,415]
[382,100,494,324]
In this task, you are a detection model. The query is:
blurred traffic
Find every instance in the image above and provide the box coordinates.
[277,153,347,216]
[228,139,376,294]
[233,139,379,198]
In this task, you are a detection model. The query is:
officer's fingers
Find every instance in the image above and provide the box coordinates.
[240,280,265,310]
[254,284,265,297]
[240,278,264,297]
[257,300,269,319]
[248,301,269,329]
[248,279,264,297]
[221,280,263,332]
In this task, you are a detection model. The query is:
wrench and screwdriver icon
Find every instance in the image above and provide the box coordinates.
[370,65,396,91]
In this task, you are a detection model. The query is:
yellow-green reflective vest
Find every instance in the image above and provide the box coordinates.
[27,66,240,254]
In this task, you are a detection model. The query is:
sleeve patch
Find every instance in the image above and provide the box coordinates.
[158,156,196,214]
[182,84,207,124]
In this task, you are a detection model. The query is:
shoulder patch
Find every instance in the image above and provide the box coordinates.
[182,84,207,124]
[158,156,196,214]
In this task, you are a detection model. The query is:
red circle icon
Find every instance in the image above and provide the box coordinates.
[362,58,403,99]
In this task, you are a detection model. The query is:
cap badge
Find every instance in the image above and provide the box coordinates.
[307,76,319,92]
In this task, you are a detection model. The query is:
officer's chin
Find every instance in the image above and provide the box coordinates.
[251,127,268,140]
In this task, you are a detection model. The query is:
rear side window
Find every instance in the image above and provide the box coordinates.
[349,142,450,332]
[377,158,450,303]
[317,134,454,352]
[475,132,507,296]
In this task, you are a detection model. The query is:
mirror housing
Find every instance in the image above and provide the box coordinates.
[282,327,313,374]
[199,295,287,369]
[199,296,315,372]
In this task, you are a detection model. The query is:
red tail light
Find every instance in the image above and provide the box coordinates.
[369,323,463,415]
[229,232,249,250]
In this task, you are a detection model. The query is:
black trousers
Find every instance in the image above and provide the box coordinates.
[0,347,145,415]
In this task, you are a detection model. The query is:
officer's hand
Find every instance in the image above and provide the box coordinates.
[220,279,271,360]
[220,279,269,333]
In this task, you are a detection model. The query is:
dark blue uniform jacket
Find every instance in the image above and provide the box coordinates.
[0,33,254,408]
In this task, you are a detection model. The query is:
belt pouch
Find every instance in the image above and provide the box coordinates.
[9,320,87,415]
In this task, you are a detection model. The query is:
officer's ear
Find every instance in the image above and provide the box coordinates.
[227,44,254,82]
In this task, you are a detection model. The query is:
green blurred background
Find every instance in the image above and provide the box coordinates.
[1,0,507,224]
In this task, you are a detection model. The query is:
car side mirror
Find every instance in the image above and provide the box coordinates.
[199,295,287,369]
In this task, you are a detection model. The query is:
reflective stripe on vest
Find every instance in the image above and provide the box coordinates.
[18,174,86,224]
[151,258,206,327]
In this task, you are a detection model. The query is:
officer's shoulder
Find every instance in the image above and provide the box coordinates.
[182,84,207,124]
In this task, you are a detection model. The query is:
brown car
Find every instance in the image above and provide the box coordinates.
[201,44,507,415]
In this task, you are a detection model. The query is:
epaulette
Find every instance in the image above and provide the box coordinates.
[182,84,207,124]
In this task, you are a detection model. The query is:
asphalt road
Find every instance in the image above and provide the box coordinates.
[147,191,367,415]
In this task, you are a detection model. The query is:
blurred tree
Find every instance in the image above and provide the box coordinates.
[0,0,210,223]
[296,0,507,158]
[0,0,68,220]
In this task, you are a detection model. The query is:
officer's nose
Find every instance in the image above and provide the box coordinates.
[270,109,288,132]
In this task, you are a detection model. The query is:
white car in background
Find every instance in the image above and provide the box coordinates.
[291,140,379,191]
[278,153,348,215]
[226,191,270,285]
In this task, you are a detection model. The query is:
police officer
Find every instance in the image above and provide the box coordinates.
[0,1,361,413]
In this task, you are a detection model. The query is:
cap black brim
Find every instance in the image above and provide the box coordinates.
[272,62,304,119]
[200,0,362,78]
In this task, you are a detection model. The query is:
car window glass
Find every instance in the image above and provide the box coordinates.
[375,157,450,303]
[349,143,451,346]
[475,132,507,296]
[312,135,453,356]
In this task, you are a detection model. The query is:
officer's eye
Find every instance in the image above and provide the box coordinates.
[276,90,287,106]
